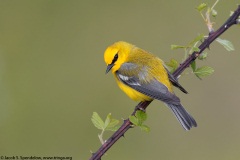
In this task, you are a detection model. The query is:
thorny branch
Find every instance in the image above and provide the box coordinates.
[89,5,240,160]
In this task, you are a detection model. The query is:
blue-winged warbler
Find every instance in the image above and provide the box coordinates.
[104,41,197,130]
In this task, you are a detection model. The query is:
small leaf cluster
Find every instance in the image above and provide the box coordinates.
[196,2,217,18]
[191,61,214,79]
[167,0,235,79]
[91,112,120,144]
[129,110,150,132]
[171,34,204,52]
[92,112,119,131]
[196,1,234,51]
[165,59,179,73]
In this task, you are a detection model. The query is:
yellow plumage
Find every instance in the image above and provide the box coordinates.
[104,41,197,130]
[104,41,172,101]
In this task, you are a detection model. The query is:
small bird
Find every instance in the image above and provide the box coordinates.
[104,41,197,130]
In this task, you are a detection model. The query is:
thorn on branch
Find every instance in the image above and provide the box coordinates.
[110,137,115,141]
[206,44,210,50]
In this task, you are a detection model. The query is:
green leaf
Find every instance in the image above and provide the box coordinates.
[104,113,111,129]
[190,61,196,71]
[107,118,119,129]
[105,119,120,131]
[216,38,235,51]
[192,47,200,52]
[196,3,207,12]
[129,111,148,126]
[135,110,147,125]
[211,9,217,17]
[198,52,208,60]
[91,112,105,130]
[165,59,179,73]
[140,125,150,133]
[130,111,150,132]
[194,66,214,78]
[188,34,204,47]
[129,115,138,126]
[103,113,120,131]
[171,45,186,50]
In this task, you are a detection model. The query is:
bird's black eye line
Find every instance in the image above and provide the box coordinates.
[111,53,118,64]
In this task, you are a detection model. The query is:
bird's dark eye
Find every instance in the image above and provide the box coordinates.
[111,53,118,64]
[114,54,118,59]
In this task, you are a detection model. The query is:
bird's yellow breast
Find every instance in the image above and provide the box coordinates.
[114,74,153,101]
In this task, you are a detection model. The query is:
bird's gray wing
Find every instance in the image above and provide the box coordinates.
[118,63,197,131]
[164,66,188,94]
[116,63,180,105]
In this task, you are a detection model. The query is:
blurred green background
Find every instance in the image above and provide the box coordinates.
[0,0,240,159]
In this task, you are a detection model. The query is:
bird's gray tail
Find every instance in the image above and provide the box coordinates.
[166,103,197,130]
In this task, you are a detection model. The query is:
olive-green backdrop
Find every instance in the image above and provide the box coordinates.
[0,0,240,160]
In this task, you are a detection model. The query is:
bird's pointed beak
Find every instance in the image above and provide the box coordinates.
[106,63,114,74]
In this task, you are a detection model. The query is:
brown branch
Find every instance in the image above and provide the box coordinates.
[89,5,240,160]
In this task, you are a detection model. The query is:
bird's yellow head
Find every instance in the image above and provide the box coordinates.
[104,41,134,73]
